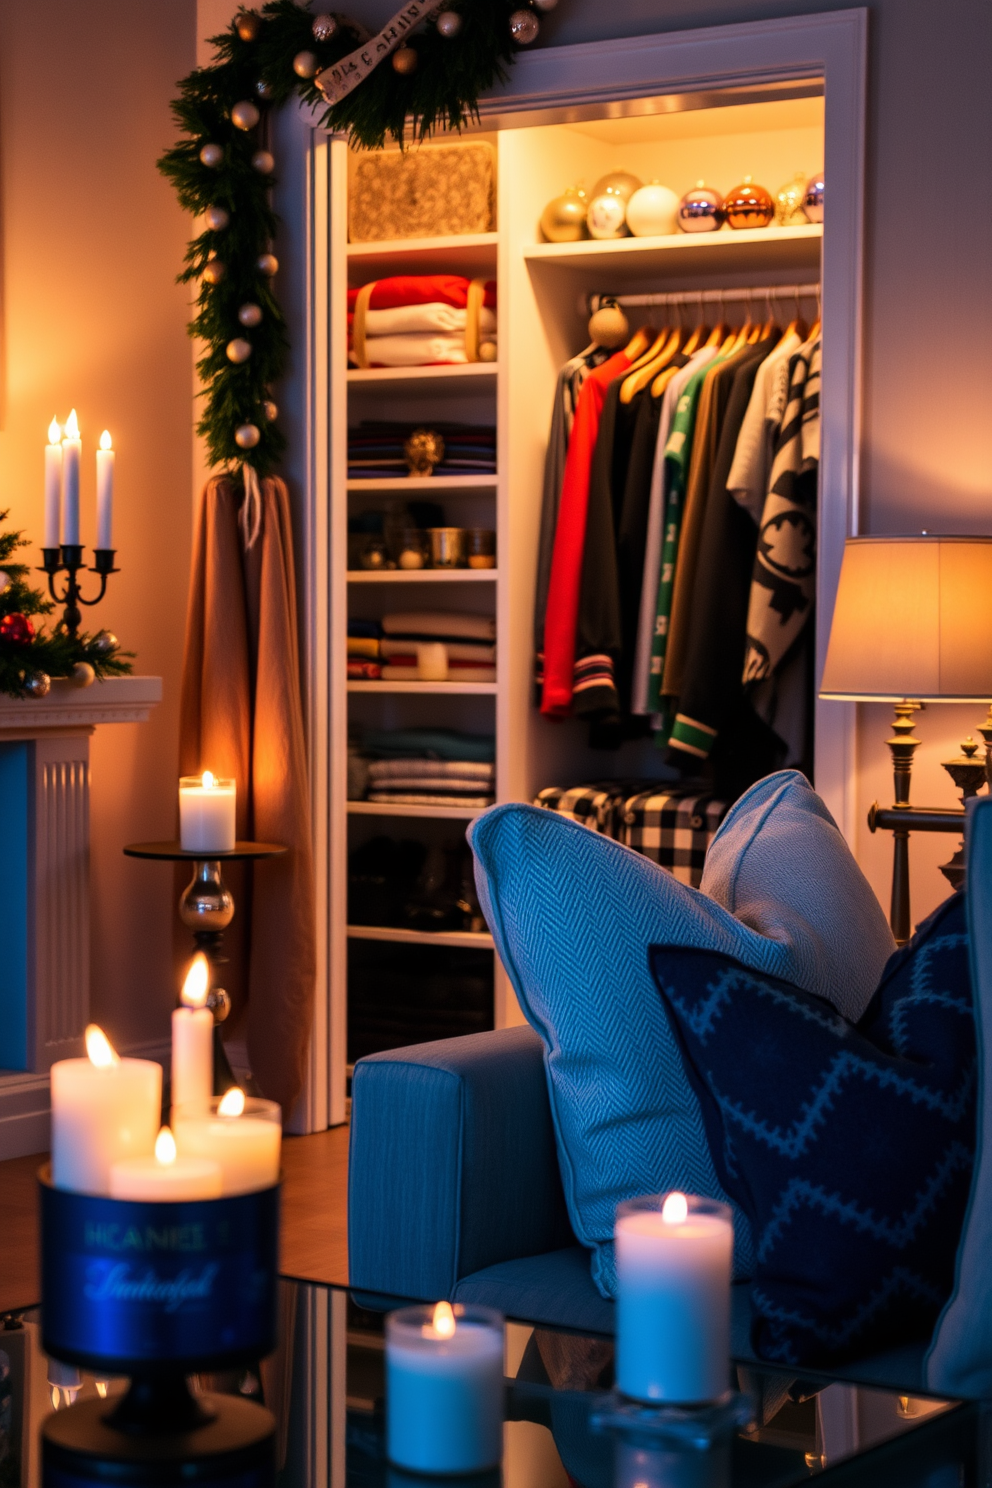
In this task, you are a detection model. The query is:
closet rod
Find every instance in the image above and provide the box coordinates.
[588,282,820,312]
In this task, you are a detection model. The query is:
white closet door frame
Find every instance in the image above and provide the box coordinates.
[279,7,866,1130]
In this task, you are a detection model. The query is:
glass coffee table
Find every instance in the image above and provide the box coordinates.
[0,1279,981,1488]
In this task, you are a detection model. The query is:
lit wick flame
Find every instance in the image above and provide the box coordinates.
[85,1024,119,1069]
[662,1191,688,1225]
[155,1127,177,1166]
[201,769,216,789]
[48,417,61,445]
[218,1086,245,1117]
[95,1381,109,1399]
[431,1301,456,1338]
[63,408,80,441]
[181,953,210,1009]
[100,429,113,451]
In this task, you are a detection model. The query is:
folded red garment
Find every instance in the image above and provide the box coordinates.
[347,659,382,680]
[347,275,496,312]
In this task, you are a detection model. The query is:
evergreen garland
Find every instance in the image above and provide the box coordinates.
[158,0,533,475]
[0,513,133,699]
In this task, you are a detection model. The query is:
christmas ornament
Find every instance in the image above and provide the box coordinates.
[202,258,226,286]
[231,100,260,131]
[533,0,559,9]
[252,150,275,175]
[235,9,261,42]
[436,10,463,37]
[256,252,278,276]
[478,341,497,362]
[803,172,825,223]
[236,423,261,450]
[392,46,418,74]
[293,51,318,79]
[0,571,8,595]
[775,171,808,226]
[70,661,96,688]
[263,400,278,421]
[592,170,642,204]
[725,176,775,230]
[0,613,35,645]
[238,303,263,327]
[625,181,679,237]
[539,186,587,242]
[588,301,629,349]
[312,13,338,41]
[509,9,539,43]
[24,671,51,698]
[226,338,252,364]
[93,630,119,654]
[677,180,724,233]
[199,143,223,168]
[204,205,230,231]
[586,189,627,240]
[255,78,274,100]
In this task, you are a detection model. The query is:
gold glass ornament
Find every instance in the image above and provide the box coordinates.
[587,301,629,348]
[202,259,226,285]
[775,171,808,226]
[724,176,775,230]
[256,252,279,276]
[205,205,230,231]
[226,338,253,364]
[509,8,539,43]
[478,340,497,362]
[539,185,588,242]
[239,303,263,327]
[251,150,275,175]
[293,50,318,78]
[436,10,463,36]
[312,13,338,41]
[263,400,278,421]
[591,170,642,204]
[199,143,223,168]
[70,661,96,689]
[235,423,261,450]
[236,9,261,41]
[392,46,418,73]
[231,100,260,130]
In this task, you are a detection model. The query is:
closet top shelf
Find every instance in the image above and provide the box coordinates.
[523,223,822,276]
[347,232,498,280]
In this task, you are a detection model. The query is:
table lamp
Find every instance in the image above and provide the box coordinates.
[820,536,992,943]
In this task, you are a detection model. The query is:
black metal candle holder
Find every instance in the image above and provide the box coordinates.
[39,545,119,636]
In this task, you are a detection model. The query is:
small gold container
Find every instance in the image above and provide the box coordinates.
[428,527,466,568]
[466,529,496,569]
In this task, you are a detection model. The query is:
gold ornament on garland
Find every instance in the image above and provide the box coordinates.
[226,338,253,364]
[238,303,263,327]
[436,10,463,36]
[251,149,275,175]
[256,252,278,277]
[235,423,261,450]
[231,100,260,130]
[312,13,338,41]
[293,50,318,78]
[198,143,223,167]
[70,661,96,689]
[202,258,226,285]
[204,205,230,230]
[508,9,539,43]
[263,400,278,422]
[235,9,261,41]
[392,46,418,74]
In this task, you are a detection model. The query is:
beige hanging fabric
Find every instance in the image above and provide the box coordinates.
[179,474,316,1117]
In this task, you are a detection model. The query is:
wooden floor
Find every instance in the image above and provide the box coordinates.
[0,1126,350,1315]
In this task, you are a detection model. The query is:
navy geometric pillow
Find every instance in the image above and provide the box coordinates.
[649,891,976,1367]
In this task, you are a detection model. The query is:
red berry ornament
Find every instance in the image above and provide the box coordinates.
[0,613,35,644]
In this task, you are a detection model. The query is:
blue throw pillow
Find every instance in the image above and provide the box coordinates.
[649,892,976,1367]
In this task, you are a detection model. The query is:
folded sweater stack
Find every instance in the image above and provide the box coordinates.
[347,618,382,680]
[349,275,497,368]
[380,611,496,683]
[361,727,496,808]
[347,421,497,480]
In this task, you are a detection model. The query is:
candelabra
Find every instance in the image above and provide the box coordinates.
[39,544,119,635]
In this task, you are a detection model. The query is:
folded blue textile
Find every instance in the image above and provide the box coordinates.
[649,891,976,1368]
[362,728,495,763]
[347,618,382,638]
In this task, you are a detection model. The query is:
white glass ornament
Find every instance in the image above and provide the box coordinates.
[226,338,252,364]
[436,10,462,36]
[238,303,263,327]
[231,100,260,130]
[235,424,261,450]
[625,181,680,237]
[256,252,278,276]
[293,50,318,78]
[199,143,223,168]
[251,150,275,175]
[312,13,338,41]
[509,9,539,43]
[205,205,229,231]
[586,190,627,240]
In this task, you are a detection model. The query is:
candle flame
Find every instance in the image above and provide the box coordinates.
[218,1086,245,1117]
[48,417,61,445]
[431,1301,456,1338]
[201,769,216,789]
[662,1191,688,1225]
[85,1024,119,1068]
[64,408,80,441]
[100,429,113,451]
[181,953,210,1008]
[95,1381,108,1399]
[155,1127,177,1165]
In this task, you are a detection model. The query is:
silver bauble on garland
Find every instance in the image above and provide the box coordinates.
[256,252,278,276]
[24,672,51,698]
[312,13,338,41]
[436,10,463,36]
[532,0,558,9]
[93,630,118,654]
[509,9,539,42]
[251,150,275,175]
[392,46,418,73]
[255,78,274,99]
[231,100,260,130]
[205,205,229,231]
[199,143,223,167]
[238,303,263,327]
[226,338,252,364]
[263,400,278,421]
[293,51,318,79]
[202,258,226,285]
[235,423,261,449]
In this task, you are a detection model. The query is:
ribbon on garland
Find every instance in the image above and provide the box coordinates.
[316,0,447,105]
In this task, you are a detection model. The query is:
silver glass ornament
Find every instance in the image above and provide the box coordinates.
[532,0,558,10]
[235,423,261,449]
[231,100,260,130]
[677,180,724,233]
[509,8,539,43]
[436,9,462,35]
[251,149,275,175]
[226,338,252,364]
[93,630,118,654]
[256,252,279,276]
[199,143,223,168]
[392,45,418,72]
[263,400,278,421]
[312,13,338,41]
[238,303,263,327]
[255,78,274,99]
[293,50,318,78]
[24,672,51,698]
[803,172,824,223]
[205,205,230,231]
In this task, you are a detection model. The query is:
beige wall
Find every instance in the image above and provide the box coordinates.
[0,0,197,1051]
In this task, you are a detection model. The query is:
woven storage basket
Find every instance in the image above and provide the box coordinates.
[349,141,496,242]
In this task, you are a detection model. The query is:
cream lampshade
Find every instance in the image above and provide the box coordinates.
[820,536,992,943]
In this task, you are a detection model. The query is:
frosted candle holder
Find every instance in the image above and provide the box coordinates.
[386,1302,504,1474]
[174,1095,282,1196]
[179,774,236,853]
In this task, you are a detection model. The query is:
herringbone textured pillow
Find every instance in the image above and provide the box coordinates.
[650,892,976,1366]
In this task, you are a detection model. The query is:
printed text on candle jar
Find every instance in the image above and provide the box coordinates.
[83,1222,209,1252]
[83,1262,220,1312]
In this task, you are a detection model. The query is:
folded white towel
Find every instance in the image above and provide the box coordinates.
[357,331,497,367]
[367,758,495,782]
[382,611,496,642]
[364,303,497,336]
[380,639,496,662]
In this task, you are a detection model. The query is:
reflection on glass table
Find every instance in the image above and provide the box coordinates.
[0,1278,980,1488]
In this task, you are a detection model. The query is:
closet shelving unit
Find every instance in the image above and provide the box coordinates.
[329,96,825,1076]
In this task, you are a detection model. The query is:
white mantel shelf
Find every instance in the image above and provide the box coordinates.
[0,675,162,735]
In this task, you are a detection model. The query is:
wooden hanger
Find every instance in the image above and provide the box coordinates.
[650,360,683,399]
[680,321,708,357]
[620,327,681,403]
[621,325,655,364]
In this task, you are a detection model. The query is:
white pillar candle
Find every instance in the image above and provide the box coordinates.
[61,408,81,546]
[44,419,62,548]
[110,1126,222,1201]
[179,771,236,852]
[172,954,214,1118]
[96,430,115,550]
[51,1025,162,1196]
[173,1089,281,1195]
[615,1192,733,1404]
[416,642,448,681]
[386,1301,504,1474]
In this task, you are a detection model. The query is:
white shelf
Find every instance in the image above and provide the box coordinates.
[347,476,497,493]
[347,680,498,695]
[347,924,494,949]
[347,800,490,820]
[523,223,822,277]
[347,568,497,583]
[347,232,498,279]
[347,364,498,396]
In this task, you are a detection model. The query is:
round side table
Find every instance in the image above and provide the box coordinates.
[124,840,286,1094]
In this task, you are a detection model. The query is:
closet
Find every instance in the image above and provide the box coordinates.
[322,89,826,1099]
